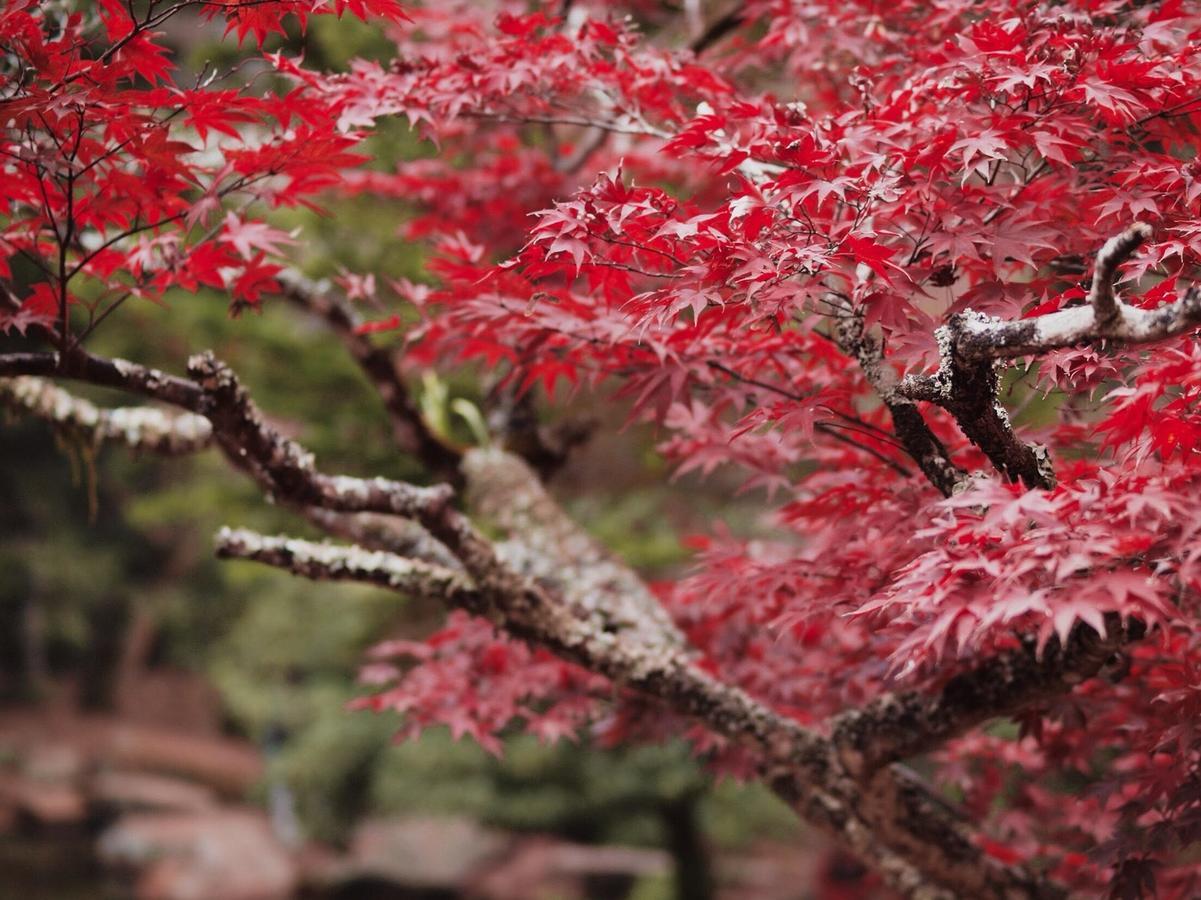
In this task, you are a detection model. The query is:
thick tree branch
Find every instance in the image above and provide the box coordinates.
[906,224,1201,367]
[831,617,1143,778]
[463,447,687,652]
[1090,222,1152,328]
[213,522,1060,900]
[945,284,1201,364]
[0,350,204,409]
[913,327,1055,490]
[0,346,1069,898]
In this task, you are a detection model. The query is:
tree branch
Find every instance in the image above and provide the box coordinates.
[0,346,1069,898]
[0,375,212,455]
[0,349,453,518]
[277,272,464,482]
[889,223,1200,489]
[215,528,479,607]
[831,617,1143,778]
[904,222,1198,366]
[299,507,461,570]
[1090,222,1152,328]
[185,350,453,517]
[830,298,968,496]
[215,516,1065,900]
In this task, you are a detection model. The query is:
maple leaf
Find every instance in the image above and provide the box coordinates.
[0,283,59,335]
[220,213,298,261]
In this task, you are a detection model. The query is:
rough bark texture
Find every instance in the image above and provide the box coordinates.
[0,375,212,454]
[880,224,1200,489]
[832,617,1144,777]
[830,297,967,496]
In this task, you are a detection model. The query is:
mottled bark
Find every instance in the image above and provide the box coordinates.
[832,617,1143,778]
[1,375,212,455]
[830,296,967,496]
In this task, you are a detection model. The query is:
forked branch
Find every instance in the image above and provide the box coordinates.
[890,223,1199,489]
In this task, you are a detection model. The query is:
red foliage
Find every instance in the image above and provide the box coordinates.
[8,1,1201,895]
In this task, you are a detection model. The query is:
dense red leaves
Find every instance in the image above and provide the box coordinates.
[325,3,1201,895]
[9,1,1201,895]
[0,2,386,336]
[354,612,606,755]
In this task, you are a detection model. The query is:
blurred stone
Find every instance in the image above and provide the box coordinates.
[113,668,224,737]
[97,809,297,900]
[0,771,87,827]
[465,836,669,900]
[335,815,509,892]
[103,723,262,797]
[0,709,262,797]
[294,840,344,887]
[90,771,216,815]
[23,784,88,826]
[21,741,84,782]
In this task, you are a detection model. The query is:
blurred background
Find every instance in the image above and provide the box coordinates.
[0,7,878,899]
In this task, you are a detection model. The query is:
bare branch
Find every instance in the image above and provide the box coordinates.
[0,349,453,519]
[945,286,1201,362]
[926,224,1200,364]
[1089,222,1152,327]
[0,375,211,455]
[914,326,1055,490]
[0,347,1070,898]
[217,510,1065,900]
[887,224,1201,488]
[300,507,461,571]
[277,273,463,481]
[185,351,453,518]
[0,350,204,409]
[215,528,480,607]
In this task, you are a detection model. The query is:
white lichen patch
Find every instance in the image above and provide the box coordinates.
[0,376,212,453]
[463,446,686,653]
[215,527,476,599]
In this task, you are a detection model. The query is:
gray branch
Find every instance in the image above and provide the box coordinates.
[215,528,479,606]
[1,376,212,455]
[831,616,1142,778]
[914,223,1201,366]
[888,223,1201,488]
[300,507,461,571]
[214,520,1062,900]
